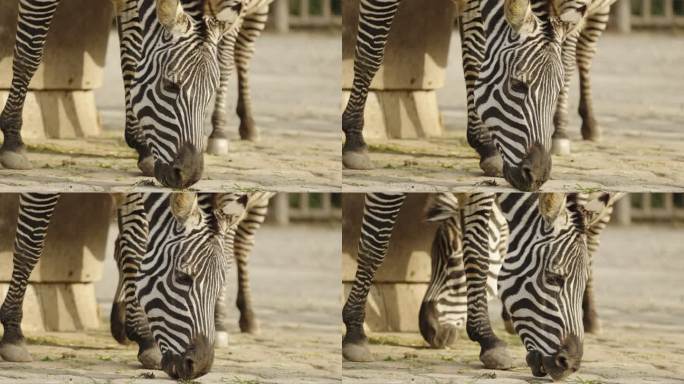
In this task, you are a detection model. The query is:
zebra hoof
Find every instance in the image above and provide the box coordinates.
[342,340,373,362]
[342,150,373,170]
[239,314,260,334]
[138,346,162,369]
[215,331,229,348]
[551,138,571,155]
[0,342,32,362]
[584,316,602,334]
[137,156,155,177]
[207,137,229,156]
[0,150,32,170]
[239,120,259,141]
[479,155,503,177]
[480,345,513,370]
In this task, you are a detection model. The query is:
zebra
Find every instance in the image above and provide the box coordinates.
[0,0,271,188]
[342,192,619,380]
[0,191,273,380]
[418,192,614,349]
[342,0,610,191]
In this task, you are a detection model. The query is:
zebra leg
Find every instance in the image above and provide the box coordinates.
[581,198,612,334]
[552,32,579,156]
[342,193,406,362]
[459,8,502,177]
[462,194,512,369]
[234,6,269,142]
[0,0,61,170]
[576,7,610,142]
[208,24,239,155]
[0,194,59,362]
[342,0,401,170]
[115,7,154,176]
[501,306,514,334]
[112,193,161,369]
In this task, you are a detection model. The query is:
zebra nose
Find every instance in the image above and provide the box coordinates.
[503,142,551,191]
[154,142,204,188]
[161,335,215,379]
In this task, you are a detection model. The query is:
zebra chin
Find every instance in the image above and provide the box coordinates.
[153,142,204,189]
[160,335,215,380]
[502,143,551,192]
[525,335,583,381]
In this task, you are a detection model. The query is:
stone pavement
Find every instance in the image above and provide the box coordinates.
[342,32,684,192]
[342,224,684,383]
[0,223,342,383]
[0,31,340,192]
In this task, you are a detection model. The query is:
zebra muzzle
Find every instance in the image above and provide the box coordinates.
[502,142,551,191]
[161,335,215,379]
[154,142,204,189]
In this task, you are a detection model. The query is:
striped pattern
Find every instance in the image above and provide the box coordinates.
[0,0,271,188]
[0,192,272,380]
[343,192,620,380]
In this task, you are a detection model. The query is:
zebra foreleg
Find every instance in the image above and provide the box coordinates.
[462,194,512,370]
[0,0,60,170]
[577,7,610,142]
[458,7,503,177]
[112,194,161,369]
[342,0,401,170]
[552,32,579,156]
[342,193,406,362]
[0,194,59,362]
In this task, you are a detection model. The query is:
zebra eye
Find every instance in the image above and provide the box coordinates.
[510,78,528,94]
[176,271,193,285]
[545,272,565,286]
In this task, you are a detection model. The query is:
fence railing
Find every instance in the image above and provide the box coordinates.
[268,193,341,224]
[630,0,684,27]
[270,0,341,32]
[612,193,684,224]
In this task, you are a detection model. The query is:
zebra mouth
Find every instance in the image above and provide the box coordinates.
[153,142,204,189]
[502,142,551,191]
[526,348,580,381]
[160,336,215,379]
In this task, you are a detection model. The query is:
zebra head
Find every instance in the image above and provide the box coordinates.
[474,0,587,191]
[137,192,249,379]
[131,0,245,188]
[497,193,614,380]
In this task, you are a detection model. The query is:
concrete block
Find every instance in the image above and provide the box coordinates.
[342,90,444,140]
[0,90,102,139]
[343,282,427,333]
[342,0,456,90]
[0,194,113,283]
[0,1,113,90]
[36,283,100,331]
[342,193,438,283]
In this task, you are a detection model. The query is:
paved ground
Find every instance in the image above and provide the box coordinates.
[342,32,684,192]
[0,30,340,192]
[342,224,684,383]
[0,223,342,383]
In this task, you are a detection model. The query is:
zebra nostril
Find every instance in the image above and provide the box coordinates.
[555,353,569,370]
[184,357,195,375]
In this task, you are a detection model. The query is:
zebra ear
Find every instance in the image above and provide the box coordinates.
[157,0,192,36]
[583,193,625,229]
[205,0,244,37]
[170,192,203,229]
[213,194,249,232]
[424,193,460,222]
[504,0,535,34]
[538,193,567,225]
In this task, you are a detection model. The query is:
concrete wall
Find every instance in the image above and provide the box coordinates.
[0,194,113,332]
[0,1,113,139]
[342,194,439,332]
[341,0,456,139]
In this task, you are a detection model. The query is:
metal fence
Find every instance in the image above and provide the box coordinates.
[270,0,341,31]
